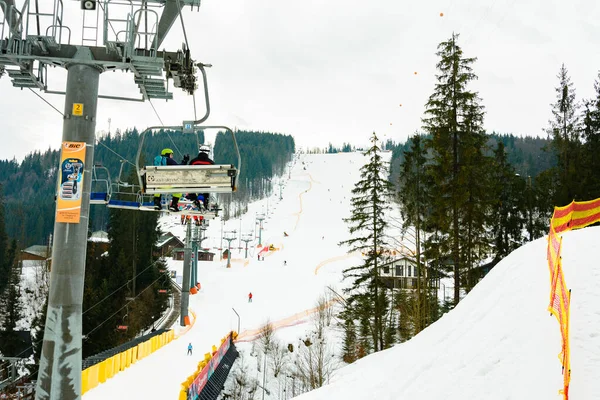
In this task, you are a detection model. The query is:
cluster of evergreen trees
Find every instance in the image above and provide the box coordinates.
[0,128,295,245]
[339,33,600,364]
[0,186,23,358]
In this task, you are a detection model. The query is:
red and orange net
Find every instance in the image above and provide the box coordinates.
[547,197,600,399]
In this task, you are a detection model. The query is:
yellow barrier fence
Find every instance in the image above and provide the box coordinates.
[547,197,600,399]
[81,329,175,395]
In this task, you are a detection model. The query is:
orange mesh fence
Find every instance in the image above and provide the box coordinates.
[547,197,600,399]
[235,299,341,343]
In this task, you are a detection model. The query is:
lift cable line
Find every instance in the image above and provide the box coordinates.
[15,272,168,388]
[5,257,167,365]
[95,140,137,168]
[27,88,64,116]
[83,273,167,339]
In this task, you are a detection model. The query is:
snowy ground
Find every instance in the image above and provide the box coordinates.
[83,152,370,399]
[82,150,600,400]
[295,228,600,400]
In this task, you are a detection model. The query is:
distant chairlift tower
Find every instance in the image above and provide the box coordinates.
[256,213,266,247]
[0,1,202,399]
[240,232,253,259]
[223,230,237,269]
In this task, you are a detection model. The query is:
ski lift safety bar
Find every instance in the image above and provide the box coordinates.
[135,125,241,195]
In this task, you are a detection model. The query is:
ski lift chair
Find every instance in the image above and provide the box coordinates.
[90,164,112,204]
[135,124,241,197]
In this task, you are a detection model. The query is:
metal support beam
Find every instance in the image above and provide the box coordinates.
[154,0,184,49]
[35,63,101,400]
[180,222,192,326]
[191,224,198,287]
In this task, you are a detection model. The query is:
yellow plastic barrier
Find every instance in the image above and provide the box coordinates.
[81,368,89,393]
[97,360,107,384]
[105,357,114,381]
[82,330,175,395]
[114,353,121,374]
[83,364,99,392]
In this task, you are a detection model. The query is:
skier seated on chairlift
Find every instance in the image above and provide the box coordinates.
[185,145,214,210]
[153,148,189,212]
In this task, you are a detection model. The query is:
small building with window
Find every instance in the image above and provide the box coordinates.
[172,248,215,262]
[155,232,185,258]
[21,245,50,261]
[379,256,439,290]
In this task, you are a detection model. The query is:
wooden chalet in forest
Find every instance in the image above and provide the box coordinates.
[172,248,215,261]
[379,256,440,290]
[21,245,51,261]
[155,232,184,257]
[88,230,110,252]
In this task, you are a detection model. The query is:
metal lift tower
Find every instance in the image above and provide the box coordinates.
[0,1,202,399]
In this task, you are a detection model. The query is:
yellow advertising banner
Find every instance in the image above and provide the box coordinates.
[56,141,86,223]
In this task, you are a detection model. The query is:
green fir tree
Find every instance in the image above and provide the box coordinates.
[340,132,394,353]
[421,33,490,304]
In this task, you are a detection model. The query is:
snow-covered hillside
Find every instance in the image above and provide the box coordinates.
[296,227,600,400]
[82,151,600,400]
[83,152,369,399]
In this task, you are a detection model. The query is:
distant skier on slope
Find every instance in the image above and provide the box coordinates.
[248,292,253,303]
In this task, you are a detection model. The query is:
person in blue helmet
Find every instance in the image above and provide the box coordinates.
[153,148,189,211]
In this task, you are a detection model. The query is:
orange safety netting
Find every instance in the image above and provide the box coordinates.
[547,197,600,399]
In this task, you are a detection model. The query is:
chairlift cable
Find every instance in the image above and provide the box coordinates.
[148,98,183,157]
[176,0,200,147]
[27,88,63,116]
[176,0,190,51]
[83,259,162,315]
[18,273,167,384]
[10,259,167,361]
[95,139,137,168]
[83,273,166,339]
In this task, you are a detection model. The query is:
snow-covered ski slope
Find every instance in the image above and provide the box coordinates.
[83,152,366,399]
[83,151,600,399]
[296,227,600,400]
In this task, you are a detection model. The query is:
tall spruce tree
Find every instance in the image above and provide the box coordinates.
[0,240,24,356]
[580,72,600,199]
[546,64,582,205]
[422,33,489,304]
[489,142,526,262]
[397,134,431,332]
[340,132,394,353]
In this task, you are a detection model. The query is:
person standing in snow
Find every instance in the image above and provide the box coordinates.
[187,342,193,355]
[248,292,253,303]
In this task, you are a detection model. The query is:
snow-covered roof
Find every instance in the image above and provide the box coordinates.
[88,230,109,243]
[21,245,49,258]
[157,232,183,248]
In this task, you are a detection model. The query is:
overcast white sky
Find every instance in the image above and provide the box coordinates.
[1,0,599,161]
